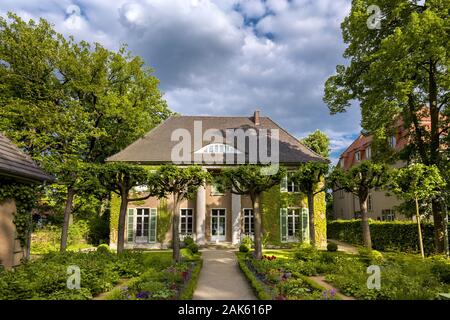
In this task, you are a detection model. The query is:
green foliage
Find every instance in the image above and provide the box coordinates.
[0,178,40,246]
[0,251,146,299]
[96,244,110,253]
[389,164,446,202]
[187,243,199,254]
[105,250,202,300]
[327,242,338,252]
[31,220,92,254]
[327,220,450,253]
[239,244,250,253]
[294,244,320,262]
[236,253,275,300]
[357,248,384,265]
[183,236,195,246]
[301,130,330,158]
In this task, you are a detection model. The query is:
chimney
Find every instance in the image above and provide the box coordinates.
[253,110,260,126]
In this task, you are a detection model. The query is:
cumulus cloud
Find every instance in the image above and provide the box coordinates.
[0,0,361,159]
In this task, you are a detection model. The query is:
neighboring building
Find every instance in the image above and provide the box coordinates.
[107,111,328,249]
[332,119,409,221]
[0,133,52,269]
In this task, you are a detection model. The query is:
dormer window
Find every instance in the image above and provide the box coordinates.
[194,143,242,154]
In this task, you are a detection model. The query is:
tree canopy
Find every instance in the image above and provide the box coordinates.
[324,0,449,252]
[301,130,330,158]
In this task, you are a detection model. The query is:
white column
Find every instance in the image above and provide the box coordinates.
[196,184,206,245]
[231,193,241,245]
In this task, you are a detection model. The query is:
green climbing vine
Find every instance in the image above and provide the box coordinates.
[0,178,39,246]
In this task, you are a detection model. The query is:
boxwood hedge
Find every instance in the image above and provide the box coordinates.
[327,220,450,254]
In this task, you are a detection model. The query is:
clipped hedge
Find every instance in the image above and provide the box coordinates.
[327,220,450,254]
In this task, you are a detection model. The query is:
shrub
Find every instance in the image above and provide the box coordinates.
[239,244,250,253]
[187,243,199,254]
[183,236,195,246]
[431,260,450,284]
[327,220,450,253]
[358,248,384,265]
[327,242,338,252]
[294,244,320,262]
[96,244,110,253]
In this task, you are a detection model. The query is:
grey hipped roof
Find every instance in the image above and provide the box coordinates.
[107,113,327,165]
[0,133,53,183]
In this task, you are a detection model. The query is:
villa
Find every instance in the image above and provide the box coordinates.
[107,111,328,249]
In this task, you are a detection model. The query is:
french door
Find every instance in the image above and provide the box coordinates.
[211,209,226,242]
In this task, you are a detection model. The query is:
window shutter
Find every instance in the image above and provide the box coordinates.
[280,175,288,192]
[127,208,134,242]
[149,208,157,243]
[301,208,310,244]
[280,208,288,242]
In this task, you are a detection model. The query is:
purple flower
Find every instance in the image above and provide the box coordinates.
[322,290,328,300]
[136,291,151,299]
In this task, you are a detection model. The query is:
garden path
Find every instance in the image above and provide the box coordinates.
[193,248,256,300]
[328,239,359,254]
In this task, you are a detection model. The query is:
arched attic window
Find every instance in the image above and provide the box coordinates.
[194,143,242,154]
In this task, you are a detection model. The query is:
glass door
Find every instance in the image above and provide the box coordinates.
[211,209,226,242]
[135,208,150,243]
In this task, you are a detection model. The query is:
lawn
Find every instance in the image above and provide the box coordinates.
[0,248,201,300]
[238,245,450,300]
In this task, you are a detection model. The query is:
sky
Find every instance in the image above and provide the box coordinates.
[0,0,361,163]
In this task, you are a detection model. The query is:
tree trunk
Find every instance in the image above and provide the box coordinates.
[432,200,445,253]
[253,194,263,259]
[307,192,316,247]
[359,197,372,249]
[172,193,181,263]
[415,197,425,259]
[60,186,75,252]
[117,189,129,254]
[428,61,445,253]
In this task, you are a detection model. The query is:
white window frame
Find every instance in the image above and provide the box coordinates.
[242,208,254,236]
[355,151,361,162]
[211,208,227,242]
[281,171,300,193]
[130,207,158,244]
[365,146,371,160]
[286,208,301,242]
[382,209,395,221]
[180,208,194,236]
[194,143,242,154]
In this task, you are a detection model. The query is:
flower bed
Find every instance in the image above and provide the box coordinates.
[0,248,201,300]
[106,259,202,300]
[236,253,327,300]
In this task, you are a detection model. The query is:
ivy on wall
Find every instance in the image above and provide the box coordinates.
[261,184,326,246]
[0,178,39,246]
[109,187,172,245]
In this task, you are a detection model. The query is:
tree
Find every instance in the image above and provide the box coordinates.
[301,130,331,158]
[0,13,171,251]
[329,161,390,249]
[389,164,446,257]
[291,162,329,246]
[94,163,159,253]
[154,165,210,263]
[218,165,286,259]
[324,0,450,252]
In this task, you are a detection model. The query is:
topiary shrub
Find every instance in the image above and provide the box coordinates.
[183,236,195,246]
[327,242,338,252]
[96,244,110,253]
[187,243,199,254]
[358,248,384,265]
[239,244,250,253]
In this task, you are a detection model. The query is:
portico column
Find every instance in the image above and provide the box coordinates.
[231,193,241,245]
[196,183,206,245]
